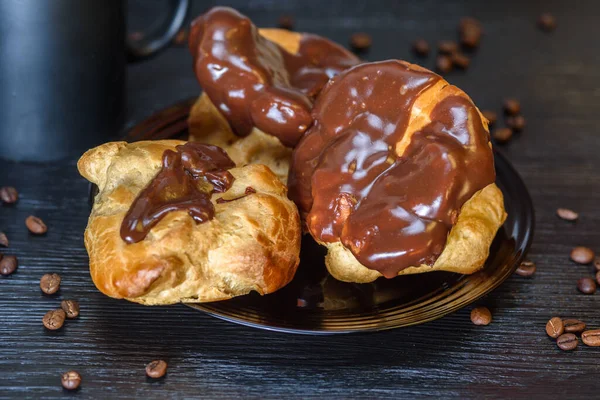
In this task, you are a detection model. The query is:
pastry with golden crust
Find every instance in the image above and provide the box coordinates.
[78,140,301,304]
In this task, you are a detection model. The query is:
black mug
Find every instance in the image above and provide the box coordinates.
[0,0,189,162]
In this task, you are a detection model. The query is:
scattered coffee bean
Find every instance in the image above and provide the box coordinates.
[451,53,470,69]
[43,309,66,330]
[0,231,7,247]
[61,371,81,390]
[506,115,526,132]
[436,55,452,73]
[0,255,17,276]
[581,329,600,347]
[278,15,294,30]
[482,110,497,126]
[0,186,18,204]
[172,29,188,46]
[556,333,578,351]
[459,17,482,48]
[545,317,564,338]
[412,39,430,57]
[538,13,556,32]
[26,215,47,235]
[595,258,600,271]
[556,208,579,221]
[516,260,536,277]
[503,98,521,115]
[577,277,596,294]
[438,40,458,54]
[470,306,492,325]
[570,246,595,264]
[350,32,371,52]
[146,360,168,379]
[563,319,586,334]
[40,273,61,294]
[61,300,80,319]
[492,128,513,144]
[596,271,600,285]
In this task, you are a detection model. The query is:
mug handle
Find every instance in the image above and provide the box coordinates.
[126,0,190,62]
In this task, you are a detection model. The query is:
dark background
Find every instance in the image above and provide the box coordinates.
[1,0,600,398]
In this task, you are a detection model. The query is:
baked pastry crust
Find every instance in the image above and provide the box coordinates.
[78,140,301,304]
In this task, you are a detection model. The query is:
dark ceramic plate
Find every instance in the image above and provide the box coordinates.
[123,97,535,334]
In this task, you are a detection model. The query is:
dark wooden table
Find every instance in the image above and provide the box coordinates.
[2,0,599,398]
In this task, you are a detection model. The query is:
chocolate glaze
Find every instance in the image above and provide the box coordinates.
[189,7,359,147]
[289,60,495,278]
[120,143,235,244]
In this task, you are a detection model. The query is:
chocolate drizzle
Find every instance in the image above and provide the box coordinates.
[289,60,496,277]
[120,143,236,244]
[188,7,359,147]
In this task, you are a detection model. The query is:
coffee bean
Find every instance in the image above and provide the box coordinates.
[40,273,61,294]
[172,29,188,46]
[506,115,526,132]
[538,13,556,32]
[61,300,80,319]
[570,246,595,264]
[412,39,430,57]
[451,53,470,69]
[459,17,482,48]
[556,208,578,221]
[61,370,81,390]
[577,277,596,294]
[493,128,513,144]
[350,33,371,52]
[596,271,600,285]
[436,55,452,74]
[563,319,586,334]
[516,260,536,277]
[0,186,18,204]
[581,329,600,347]
[503,98,521,115]
[0,255,17,276]
[43,309,66,330]
[482,110,497,126]
[556,333,578,351]
[438,40,458,54]
[594,258,600,271]
[0,231,7,247]
[26,215,47,235]
[146,360,168,379]
[545,317,564,338]
[278,15,294,30]
[470,306,492,325]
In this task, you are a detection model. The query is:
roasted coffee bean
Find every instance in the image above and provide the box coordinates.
[563,319,586,333]
[61,300,80,319]
[556,333,578,351]
[538,13,556,32]
[594,258,600,271]
[438,40,458,54]
[26,215,47,235]
[172,29,188,46]
[146,360,168,378]
[40,273,61,294]
[0,231,7,247]
[482,110,497,126]
[581,330,600,347]
[459,17,482,48]
[350,32,371,52]
[503,98,521,115]
[0,186,18,204]
[556,208,578,221]
[570,246,595,264]
[546,317,564,338]
[506,115,526,132]
[61,371,81,390]
[577,277,596,294]
[493,128,513,144]
[43,309,66,330]
[412,39,430,56]
[516,260,536,277]
[451,53,470,69]
[436,55,452,74]
[470,306,492,325]
[596,271,600,285]
[278,15,294,30]
[0,255,17,276]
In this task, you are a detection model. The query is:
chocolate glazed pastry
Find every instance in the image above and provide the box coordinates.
[289,60,506,283]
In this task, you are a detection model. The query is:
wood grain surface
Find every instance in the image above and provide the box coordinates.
[1,0,600,398]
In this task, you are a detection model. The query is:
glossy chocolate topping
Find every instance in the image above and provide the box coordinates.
[189,7,359,147]
[289,60,495,278]
[121,143,235,244]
